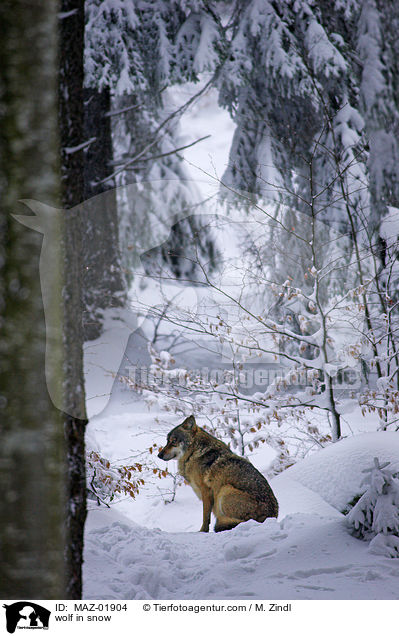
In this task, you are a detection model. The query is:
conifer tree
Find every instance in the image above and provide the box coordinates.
[347,457,399,557]
[84,0,224,280]
[59,0,88,598]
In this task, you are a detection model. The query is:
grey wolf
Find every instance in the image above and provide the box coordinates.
[157,415,279,532]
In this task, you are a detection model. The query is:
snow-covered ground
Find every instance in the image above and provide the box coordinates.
[84,509,399,600]
[84,399,399,600]
[83,82,399,603]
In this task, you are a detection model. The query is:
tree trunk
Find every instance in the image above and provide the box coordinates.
[0,0,65,598]
[58,0,88,600]
[82,88,127,341]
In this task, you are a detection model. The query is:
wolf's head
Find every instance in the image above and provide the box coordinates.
[157,415,197,461]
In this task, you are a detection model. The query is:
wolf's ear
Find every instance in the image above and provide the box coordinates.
[182,415,196,431]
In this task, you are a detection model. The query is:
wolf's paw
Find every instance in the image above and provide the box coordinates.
[214,521,240,532]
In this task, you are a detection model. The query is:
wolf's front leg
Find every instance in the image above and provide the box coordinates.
[199,487,214,532]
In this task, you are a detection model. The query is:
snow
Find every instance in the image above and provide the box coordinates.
[64,137,96,155]
[380,206,399,242]
[305,19,347,77]
[169,80,235,198]
[84,307,142,418]
[84,496,399,600]
[282,432,399,511]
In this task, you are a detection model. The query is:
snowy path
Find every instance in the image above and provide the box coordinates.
[84,507,399,600]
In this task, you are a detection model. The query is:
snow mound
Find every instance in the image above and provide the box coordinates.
[271,474,342,519]
[282,433,399,512]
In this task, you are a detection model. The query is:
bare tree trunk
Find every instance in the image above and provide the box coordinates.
[82,87,127,341]
[58,0,88,600]
[0,0,65,598]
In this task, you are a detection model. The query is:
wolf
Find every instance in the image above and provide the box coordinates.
[157,415,279,532]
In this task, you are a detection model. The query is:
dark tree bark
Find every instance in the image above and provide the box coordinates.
[0,0,65,598]
[58,0,88,600]
[82,88,127,341]
[83,88,114,201]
